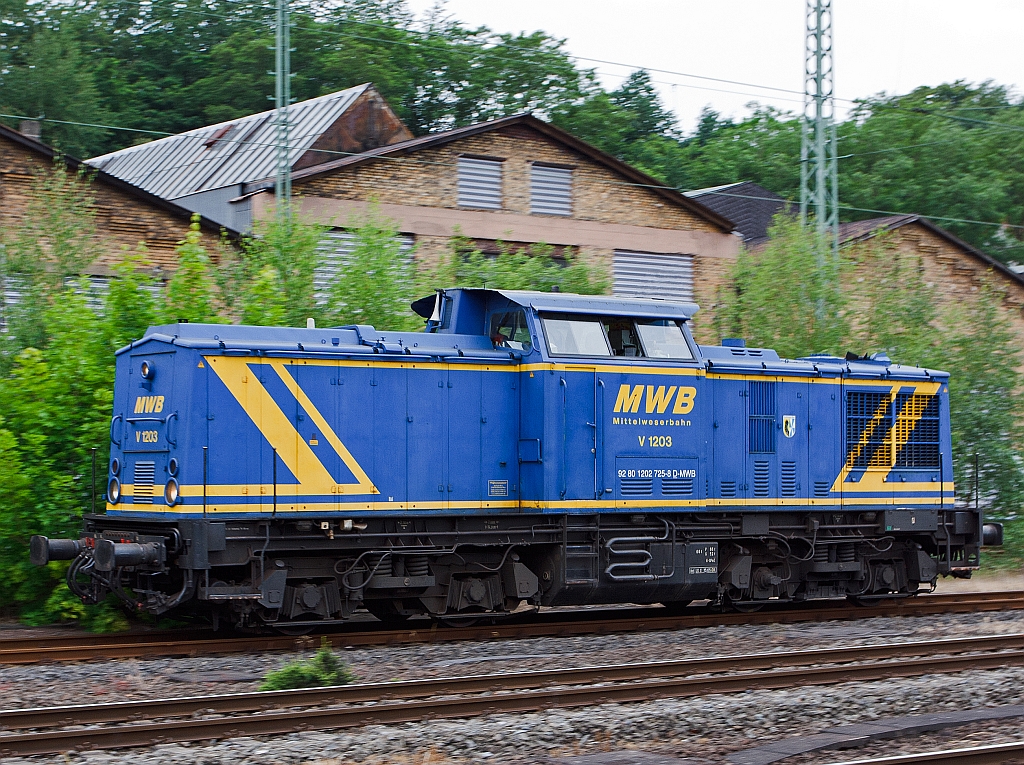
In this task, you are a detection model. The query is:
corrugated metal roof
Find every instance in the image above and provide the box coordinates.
[86,85,370,200]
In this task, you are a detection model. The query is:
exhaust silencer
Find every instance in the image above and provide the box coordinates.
[94,539,164,572]
[29,536,82,566]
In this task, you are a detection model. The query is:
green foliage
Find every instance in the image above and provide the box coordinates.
[717,215,847,359]
[325,207,420,330]
[162,215,217,323]
[260,637,355,691]
[0,160,102,365]
[225,206,328,327]
[431,236,609,297]
[105,250,157,349]
[0,29,112,156]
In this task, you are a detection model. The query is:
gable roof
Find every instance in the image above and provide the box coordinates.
[280,113,736,233]
[685,181,787,243]
[839,214,1024,289]
[87,84,403,201]
[0,123,236,238]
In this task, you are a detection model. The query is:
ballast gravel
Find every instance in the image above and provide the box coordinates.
[5,667,1024,764]
[4,609,1024,710]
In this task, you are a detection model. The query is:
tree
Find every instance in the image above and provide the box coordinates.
[718,218,1024,521]
[325,208,420,330]
[162,215,218,323]
[223,206,327,327]
[105,250,158,348]
[716,215,847,359]
[430,235,608,296]
[0,29,112,156]
[0,159,100,368]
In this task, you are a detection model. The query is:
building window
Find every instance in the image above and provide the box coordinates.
[457,157,503,210]
[531,164,572,216]
[612,250,694,302]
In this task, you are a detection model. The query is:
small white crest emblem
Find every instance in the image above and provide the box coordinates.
[782,415,797,438]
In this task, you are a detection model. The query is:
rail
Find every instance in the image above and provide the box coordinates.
[4,632,1024,756]
[2,590,1022,666]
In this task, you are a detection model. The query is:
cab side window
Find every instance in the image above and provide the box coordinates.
[489,310,532,351]
[603,318,644,357]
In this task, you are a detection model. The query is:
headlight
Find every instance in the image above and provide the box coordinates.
[140,360,154,379]
[108,477,121,504]
[110,457,120,476]
[164,478,179,506]
[168,457,179,476]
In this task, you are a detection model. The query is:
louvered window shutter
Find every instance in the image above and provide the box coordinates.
[457,157,503,210]
[530,164,572,216]
[612,251,694,302]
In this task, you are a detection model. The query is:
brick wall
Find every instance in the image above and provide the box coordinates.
[845,221,1024,353]
[0,135,225,277]
[294,123,734,339]
[298,125,719,233]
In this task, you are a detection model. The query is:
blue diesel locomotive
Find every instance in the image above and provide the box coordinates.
[31,288,996,627]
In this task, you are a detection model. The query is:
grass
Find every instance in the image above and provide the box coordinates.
[260,637,356,691]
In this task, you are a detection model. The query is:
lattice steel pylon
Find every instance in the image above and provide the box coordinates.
[799,0,839,260]
[273,0,292,215]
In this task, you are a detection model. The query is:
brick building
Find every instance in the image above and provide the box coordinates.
[839,215,1024,350]
[88,84,412,231]
[0,123,229,282]
[243,113,741,340]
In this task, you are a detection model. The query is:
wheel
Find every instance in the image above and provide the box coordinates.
[727,597,765,613]
[436,615,483,628]
[273,624,316,636]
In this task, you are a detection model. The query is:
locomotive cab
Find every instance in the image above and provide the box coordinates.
[31,287,995,629]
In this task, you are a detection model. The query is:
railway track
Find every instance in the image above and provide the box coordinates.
[4,631,1024,756]
[2,589,1022,666]
[824,741,1024,764]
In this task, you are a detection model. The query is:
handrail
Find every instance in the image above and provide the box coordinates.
[559,377,567,500]
[109,415,122,447]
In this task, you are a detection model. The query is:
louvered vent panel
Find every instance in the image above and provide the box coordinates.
[894,393,941,468]
[530,164,572,216]
[748,381,776,454]
[720,481,737,498]
[781,462,797,497]
[846,391,892,468]
[753,461,770,497]
[662,478,694,496]
[612,251,694,302]
[620,478,654,496]
[134,461,155,504]
[814,481,831,498]
[457,157,503,210]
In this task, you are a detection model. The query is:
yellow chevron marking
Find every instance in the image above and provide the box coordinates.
[830,381,946,495]
[204,355,377,497]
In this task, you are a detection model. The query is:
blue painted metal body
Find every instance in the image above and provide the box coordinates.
[107,288,953,521]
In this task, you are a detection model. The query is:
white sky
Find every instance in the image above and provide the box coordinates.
[404,1,1024,134]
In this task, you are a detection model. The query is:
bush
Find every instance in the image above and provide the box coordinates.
[259,637,356,690]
